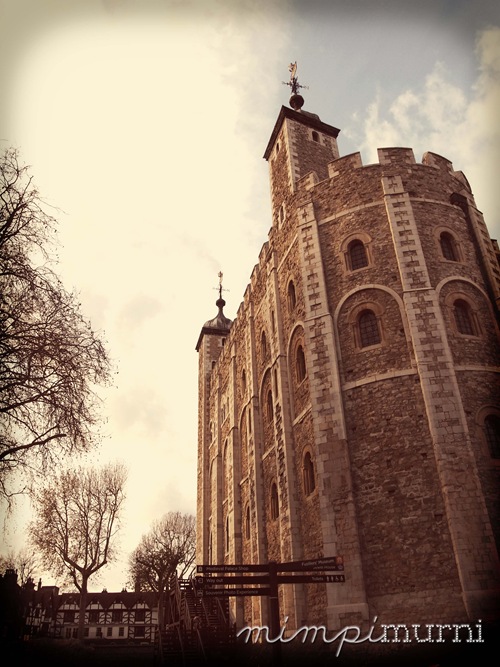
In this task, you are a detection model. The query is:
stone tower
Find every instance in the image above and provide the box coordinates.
[196,83,500,631]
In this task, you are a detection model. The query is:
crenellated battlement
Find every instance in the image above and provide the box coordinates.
[294,146,473,208]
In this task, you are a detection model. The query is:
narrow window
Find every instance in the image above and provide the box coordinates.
[135,609,145,622]
[348,239,368,270]
[271,310,276,333]
[107,627,113,637]
[245,506,251,539]
[312,130,319,142]
[440,232,458,261]
[296,345,307,382]
[358,310,381,347]
[242,369,247,393]
[96,627,102,638]
[484,414,500,459]
[287,281,296,311]
[266,389,274,421]
[261,331,267,358]
[270,483,279,520]
[119,627,124,637]
[225,516,230,552]
[453,299,475,335]
[303,452,315,496]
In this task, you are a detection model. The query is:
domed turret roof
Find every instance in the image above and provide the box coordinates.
[195,293,232,352]
[203,297,232,331]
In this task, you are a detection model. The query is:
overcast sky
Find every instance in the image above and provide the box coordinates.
[1,0,499,591]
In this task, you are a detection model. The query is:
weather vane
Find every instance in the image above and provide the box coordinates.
[283,62,308,109]
[214,271,229,301]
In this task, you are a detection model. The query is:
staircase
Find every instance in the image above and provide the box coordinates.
[157,574,234,665]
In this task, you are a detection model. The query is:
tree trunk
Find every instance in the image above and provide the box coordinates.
[78,577,88,641]
[158,582,165,632]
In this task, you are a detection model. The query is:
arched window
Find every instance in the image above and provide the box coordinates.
[245,506,251,539]
[312,130,319,142]
[484,414,500,459]
[261,331,267,358]
[453,299,476,336]
[266,389,274,421]
[358,309,381,348]
[296,345,307,382]
[348,239,369,270]
[287,281,296,311]
[303,452,315,496]
[440,232,458,261]
[270,483,279,520]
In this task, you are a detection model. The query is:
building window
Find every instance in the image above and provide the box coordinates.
[96,627,102,638]
[135,626,145,638]
[107,627,113,637]
[245,506,251,539]
[112,610,122,623]
[358,310,381,347]
[296,345,306,382]
[287,280,296,311]
[65,627,72,638]
[225,517,230,553]
[484,414,500,459]
[453,299,476,336]
[261,331,267,358]
[88,610,99,623]
[312,130,319,142]
[119,627,125,637]
[135,609,145,623]
[266,389,274,421]
[440,232,458,261]
[241,369,246,394]
[270,483,279,520]
[63,610,75,623]
[278,204,285,225]
[84,628,89,637]
[303,452,315,496]
[348,239,369,270]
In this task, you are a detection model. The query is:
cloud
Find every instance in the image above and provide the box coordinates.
[357,26,500,239]
[117,294,163,332]
[111,385,168,436]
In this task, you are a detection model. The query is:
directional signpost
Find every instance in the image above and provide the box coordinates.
[195,554,345,663]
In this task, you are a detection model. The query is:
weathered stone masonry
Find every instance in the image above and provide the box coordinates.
[196,104,500,630]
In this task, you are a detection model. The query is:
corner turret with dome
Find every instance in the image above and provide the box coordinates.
[195,272,232,352]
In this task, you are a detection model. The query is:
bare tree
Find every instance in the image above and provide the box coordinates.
[29,462,127,640]
[129,511,196,630]
[0,147,112,498]
[0,548,38,586]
